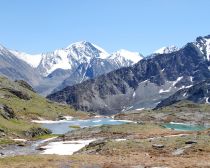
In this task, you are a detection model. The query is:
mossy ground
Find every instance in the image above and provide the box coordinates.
[0,131,210,168]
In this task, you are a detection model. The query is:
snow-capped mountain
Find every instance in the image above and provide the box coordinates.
[37,41,110,77]
[36,41,142,77]
[10,50,42,68]
[6,41,142,95]
[153,45,179,55]
[31,41,142,95]
[107,49,143,67]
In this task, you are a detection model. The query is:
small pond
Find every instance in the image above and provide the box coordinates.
[163,122,209,131]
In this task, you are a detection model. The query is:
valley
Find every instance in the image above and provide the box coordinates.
[1,1,210,167]
[0,34,210,167]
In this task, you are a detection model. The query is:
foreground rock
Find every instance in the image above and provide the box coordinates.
[24,127,52,138]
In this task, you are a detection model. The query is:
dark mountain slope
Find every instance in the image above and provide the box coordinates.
[155,78,210,109]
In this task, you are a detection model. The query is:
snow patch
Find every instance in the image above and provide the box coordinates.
[159,88,171,93]
[154,45,179,54]
[133,92,136,97]
[205,97,209,104]
[185,85,193,88]
[190,76,193,82]
[136,108,145,111]
[115,139,126,142]
[41,139,95,155]
[10,50,42,68]
[183,92,187,97]
[173,76,183,86]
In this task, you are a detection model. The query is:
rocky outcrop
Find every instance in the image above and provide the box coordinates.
[5,88,31,100]
[15,80,35,92]
[24,127,52,138]
[0,104,16,119]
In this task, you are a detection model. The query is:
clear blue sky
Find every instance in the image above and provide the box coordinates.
[1,0,210,55]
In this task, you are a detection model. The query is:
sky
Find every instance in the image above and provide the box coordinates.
[0,0,210,55]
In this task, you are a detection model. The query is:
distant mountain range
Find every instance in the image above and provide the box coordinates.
[47,35,210,114]
[0,41,143,95]
[1,35,210,115]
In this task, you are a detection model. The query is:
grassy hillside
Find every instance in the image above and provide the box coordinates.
[0,76,88,142]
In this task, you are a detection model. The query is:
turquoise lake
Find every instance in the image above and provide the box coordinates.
[163,122,209,131]
[42,118,130,134]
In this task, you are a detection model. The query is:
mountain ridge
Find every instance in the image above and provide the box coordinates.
[47,35,210,114]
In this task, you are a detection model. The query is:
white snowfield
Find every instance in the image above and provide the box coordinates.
[10,50,42,68]
[41,139,95,155]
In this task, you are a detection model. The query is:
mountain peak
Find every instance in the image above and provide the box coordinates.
[65,41,109,59]
[153,45,179,55]
[109,49,143,64]
[195,35,210,60]
[66,41,89,49]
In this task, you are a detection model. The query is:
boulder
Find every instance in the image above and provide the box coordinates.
[185,140,197,144]
[24,127,52,138]
[152,144,165,149]
[88,139,107,148]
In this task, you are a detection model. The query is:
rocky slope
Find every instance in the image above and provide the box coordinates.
[0,45,41,87]
[155,78,210,109]
[47,35,210,115]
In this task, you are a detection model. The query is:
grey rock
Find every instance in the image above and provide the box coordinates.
[0,104,16,119]
[152,144,165,149]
